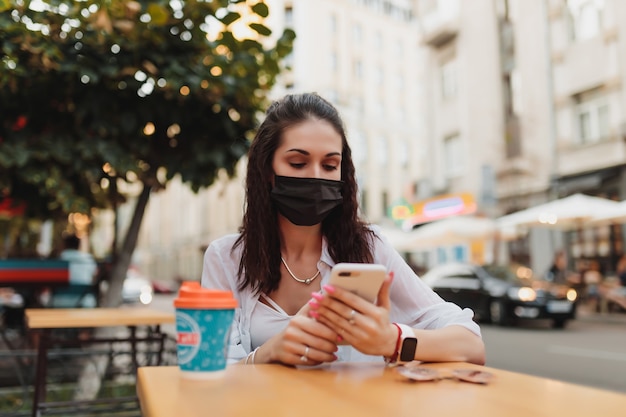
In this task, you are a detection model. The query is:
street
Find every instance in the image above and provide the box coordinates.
[482,317,626,394]
[151,294,626,394]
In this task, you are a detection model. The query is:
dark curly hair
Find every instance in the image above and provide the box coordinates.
[234,93,375,294]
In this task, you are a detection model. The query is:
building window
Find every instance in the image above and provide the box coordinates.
[354,96,365,115]
[329,13,337,33]
[437,247,447,264]
[377,136,388,165]
[510,69,522,114]
[395,39,404,60]
[330,52,337,72]
[374,100,384,117]
[350,130,367,167]
[382,191,389,215]
[440,58,457,100]
[444,134,463,178]
[421,0,438,15]
[574,88,610,144]
[352,22,362,44]
[374,66,383,86]
[374,31,382,49]
[396,138,408,168]
[395,73,405,91]
[354,59,363,79]
[397,108,406,123]
[285,6,293,28]
[360,188,368,214]
[327,90,338,104]
[567,0,604,41]
[283,52,294,70]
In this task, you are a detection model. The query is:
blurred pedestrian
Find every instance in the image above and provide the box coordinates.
[49,233,98,307]
[603,255,626,311]
[545,250,579,285]
[582,260,603,312]
[60,234,97,284]
[0,287,24,328]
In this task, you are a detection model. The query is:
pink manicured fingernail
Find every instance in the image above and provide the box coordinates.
[309,310,319,319]
[337,335,343,342]
[311,292,323,301]
[322,284,336,293]
[308,299,319,308]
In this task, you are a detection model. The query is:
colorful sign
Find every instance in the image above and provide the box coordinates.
[388,198,415,224]
[401,192,477,230]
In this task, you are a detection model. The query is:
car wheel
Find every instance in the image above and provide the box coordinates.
[552,319,567,329]
[489,300,509,326]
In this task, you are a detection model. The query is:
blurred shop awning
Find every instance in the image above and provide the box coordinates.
[496,193,620,233]
[589,200,626,226]
[378,215,499,252]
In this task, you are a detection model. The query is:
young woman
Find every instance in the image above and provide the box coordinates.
[201,93,485,366]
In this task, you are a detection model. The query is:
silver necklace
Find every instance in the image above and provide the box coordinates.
[280,257,320,285]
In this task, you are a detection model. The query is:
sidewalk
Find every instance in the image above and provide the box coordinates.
[575,306,626,325]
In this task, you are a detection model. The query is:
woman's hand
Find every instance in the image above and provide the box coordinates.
[308,273,398,357]
[256,309,339,366]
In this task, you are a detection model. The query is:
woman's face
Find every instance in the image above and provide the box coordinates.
[272,118,342,181]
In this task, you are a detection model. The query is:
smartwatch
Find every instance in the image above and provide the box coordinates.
[386,323,418,365]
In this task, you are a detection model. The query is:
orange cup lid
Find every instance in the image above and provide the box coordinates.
[173,281,238,309]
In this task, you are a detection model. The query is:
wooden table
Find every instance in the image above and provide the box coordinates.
[26,307,175,417]
[26,307,174,329]
[137,362,626,417]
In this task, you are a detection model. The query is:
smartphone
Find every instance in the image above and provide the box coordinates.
[327,263,387,303]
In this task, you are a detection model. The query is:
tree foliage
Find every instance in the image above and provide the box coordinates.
[0,0,294,303]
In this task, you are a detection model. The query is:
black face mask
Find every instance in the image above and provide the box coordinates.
[270,176,344,226]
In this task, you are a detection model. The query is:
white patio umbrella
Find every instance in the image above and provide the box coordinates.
[380,216,498,251]
[496,193,621,232]
[588,200,626,226]
[377,225,415,251]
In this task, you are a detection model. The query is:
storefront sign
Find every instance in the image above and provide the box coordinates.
[400,192,477,230]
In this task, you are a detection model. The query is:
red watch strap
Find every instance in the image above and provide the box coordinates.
[386,323,402,364]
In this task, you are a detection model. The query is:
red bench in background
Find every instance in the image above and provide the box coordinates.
[1,260,97,323]
[0,260,70,286]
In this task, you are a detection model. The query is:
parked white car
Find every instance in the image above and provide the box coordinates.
[122,268,154,305]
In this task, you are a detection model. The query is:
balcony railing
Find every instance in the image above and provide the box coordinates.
[419,0,460,47]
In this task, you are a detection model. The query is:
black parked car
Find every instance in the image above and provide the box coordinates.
[421,263,578,328]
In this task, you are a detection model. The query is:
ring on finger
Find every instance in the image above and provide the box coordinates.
[348,309,357,325]
[300,345,310,362]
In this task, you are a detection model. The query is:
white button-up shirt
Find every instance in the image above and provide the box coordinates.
[201,225,481,364]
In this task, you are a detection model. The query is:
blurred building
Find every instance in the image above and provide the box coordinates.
[500,0,626,273]
[266,0,423,221]
[131,0,424,282]
[132,167,246,284]
[128,0,626,282]
[540,0,626,273]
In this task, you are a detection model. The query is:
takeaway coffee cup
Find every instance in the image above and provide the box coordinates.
[173,281,237,379]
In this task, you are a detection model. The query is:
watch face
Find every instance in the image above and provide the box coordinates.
[399,337,418,362]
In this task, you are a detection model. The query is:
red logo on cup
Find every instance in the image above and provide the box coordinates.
[177,332,199,345]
